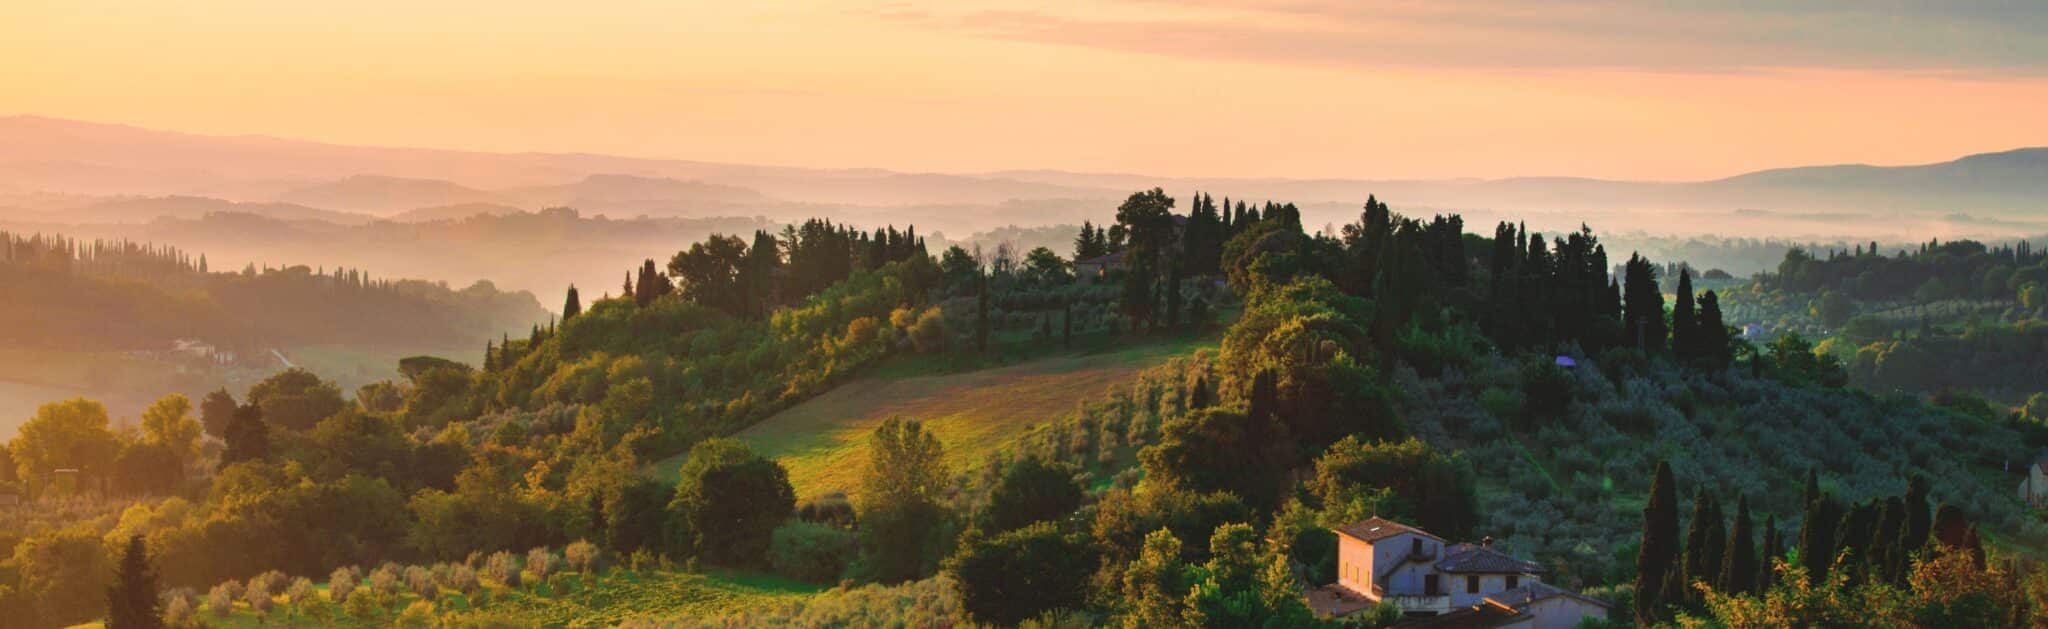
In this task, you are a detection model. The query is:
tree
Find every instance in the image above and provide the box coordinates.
[1311,436,1479,541]
[1796,470,1840,582]
[1758,514,1780,591]
[1672,269,1697,360]
[562,285,582,321]
[1075,221,1107,260]
[1719,495,1757,595]
[1022,246,1071,285]
[979,457,1082,533]
[946,522,1093,626]
[1635,461,1680,625]
[1623,253,1667,353]
[139,394,202,466]
[219,403,271,469]
[606,478,674,557]
[1121,528,1191,628]
[668,234,750,315]
[1682,490,1725,610]
[669,438,797,566]
[104,535,162,629]
[199,389,237,439]
[859,419,950,583]
[246,368,345,431]
[1697,290,1731,368]
[8,398,120,494]
[742,230,783,317]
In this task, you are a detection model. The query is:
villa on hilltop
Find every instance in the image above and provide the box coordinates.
[1307,517,1610,628]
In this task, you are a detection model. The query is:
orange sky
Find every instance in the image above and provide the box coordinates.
[4,0,2047,180]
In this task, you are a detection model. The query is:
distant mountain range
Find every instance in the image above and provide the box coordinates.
[0,115,2043,233]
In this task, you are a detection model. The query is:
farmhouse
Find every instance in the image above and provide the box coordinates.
[1307,517,1610,627]
[1073,250,1127,283]
[2019,459,2048,508]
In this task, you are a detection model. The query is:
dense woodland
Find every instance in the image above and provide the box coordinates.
[1721,238,2048,410]
[0,231,548,352]
[1,193,2042,628]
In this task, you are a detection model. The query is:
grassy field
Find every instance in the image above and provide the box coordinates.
[652,334,1217,500]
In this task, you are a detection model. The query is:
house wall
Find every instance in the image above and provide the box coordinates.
[1448,573,1542,607]
[1372,533,1444,596]
[1337,535,1371,594]
[1520,596,1609,629]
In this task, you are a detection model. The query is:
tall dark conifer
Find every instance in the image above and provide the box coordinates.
[1681,490,1721,610]
[1697,290,1730,368]
[1758,514,1780,590]
[563,285,582,321]
[1635,461,1680,625]
[105,534,162,629]
[1623,254,1668,354]
[1796,469,1839,581]
[1719,495,1757,595]
[1672,269,1696,360]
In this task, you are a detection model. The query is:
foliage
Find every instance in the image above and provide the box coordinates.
[946,522,1094,626]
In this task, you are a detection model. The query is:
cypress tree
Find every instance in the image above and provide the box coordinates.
[1900,475,1932,555]
[1165,262,1182,331]
[1697,290,1730,369]
[1672,269,1696,361]
[1061,300,1073,348]
[105,534,162,629]
[1832,501,1878,587]
[563,285,582,321]
[1796,470,1839,581]
[1871,496,1905,585]
[1634,461,1680,626]
[1248,369,1279,423]
[623,271,635,300]
[975,272,989,353]
[1622,254,1667,354]
[1758,514,1780,590]
[1681,489,1720,609]
[1719,495,1756,595]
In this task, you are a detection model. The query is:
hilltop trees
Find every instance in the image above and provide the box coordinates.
[246,368,346,431]
[562,284,582,321]
[219,403,270,468]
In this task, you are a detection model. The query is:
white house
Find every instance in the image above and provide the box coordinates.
[2018,460,2048,508]
[1308,517,1610,627]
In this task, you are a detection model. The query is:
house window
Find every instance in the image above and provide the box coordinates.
[1411,538,1422,555]
[1467,575,1479,593]
[1506,575,1520,589]
[1424,574,1440,596]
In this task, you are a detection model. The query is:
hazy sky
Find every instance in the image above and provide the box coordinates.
[5,0,2048,180]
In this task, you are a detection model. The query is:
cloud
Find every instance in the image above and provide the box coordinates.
[862,0,2048,75]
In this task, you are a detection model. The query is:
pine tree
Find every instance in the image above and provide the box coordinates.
[1719,495,1756,595]
[1634,461,1680,626]
[563,285,582,321]
[623,271,635,300]
[105,534,162,629]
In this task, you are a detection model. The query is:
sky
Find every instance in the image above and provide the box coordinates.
[4,0,2048,181]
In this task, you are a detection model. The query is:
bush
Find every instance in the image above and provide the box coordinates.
[564,539,600,573]
[205,582,236,618]
[768,520,859,583]
[397,600,437,628]
[329,565,360,603]
[486,551,522,588]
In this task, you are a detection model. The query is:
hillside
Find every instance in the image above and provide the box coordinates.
[651,336,1216,499]
[275,175,503,215]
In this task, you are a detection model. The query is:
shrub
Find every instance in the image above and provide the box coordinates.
[343,588,380,621]
[446,564,479,594]
[286,576,316,606]
[564,539,600,574]
[397,600,436,628]
[527,546,559,581]
[329,565,360,603]
[206,582,237,618]
[797,492,857,528]
[406,565,437,599]
[486,551,522,588]
[370,563,401,596]
[163,595,194,626]
[768,520,859,583]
